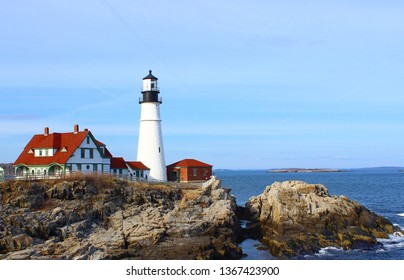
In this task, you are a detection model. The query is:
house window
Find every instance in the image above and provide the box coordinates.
[86,136,90,144]
[77,164,82,171]
[193,168,198,176]
[45,150,49,156]
[204,169,208,176]
[81,148,85,158]
[119,169,123,174]
[39,150,43,156]
[93,164,97,171]
[90,149,94,159]
[86,165,90,170]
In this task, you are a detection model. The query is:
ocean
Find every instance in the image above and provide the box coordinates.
[215,168,404,260]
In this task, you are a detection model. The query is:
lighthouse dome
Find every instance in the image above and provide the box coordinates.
[143,70,158,80]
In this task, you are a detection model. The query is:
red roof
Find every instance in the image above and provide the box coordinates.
[126,161,150,170]
[14,130,111,166]
[167,159,212,168]
[111,157,127,169]
[14,131,90,166]
[96,140,106,146]
[103,147,113,158]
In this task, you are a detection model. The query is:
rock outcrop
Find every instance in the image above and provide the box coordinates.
[0,176,242,260]
[2,177,400,260]
[245,181,399,258]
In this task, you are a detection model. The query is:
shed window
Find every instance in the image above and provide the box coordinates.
[193,168,197,176]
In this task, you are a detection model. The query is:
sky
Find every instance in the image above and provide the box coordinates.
[0,0,404,169]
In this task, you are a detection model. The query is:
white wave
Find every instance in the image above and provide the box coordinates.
[377,233,404,250]
[393,224,404,231]
[314,246,343,257]
[397,213,404,217]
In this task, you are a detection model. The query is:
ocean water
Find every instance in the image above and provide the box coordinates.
[215,168,404,260]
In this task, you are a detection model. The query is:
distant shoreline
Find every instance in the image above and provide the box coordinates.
[267,168,343,173]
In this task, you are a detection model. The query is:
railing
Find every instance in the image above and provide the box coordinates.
[7,172,147,182]
[2,173,217,189]
[139,96,163,103]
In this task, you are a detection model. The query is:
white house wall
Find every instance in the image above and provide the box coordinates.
[66,135,110,173]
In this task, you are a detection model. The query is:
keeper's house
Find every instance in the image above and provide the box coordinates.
[166,159,213,182]
[14,125,112,177]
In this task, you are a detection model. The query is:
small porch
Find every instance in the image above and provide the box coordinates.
[14,163,67,179]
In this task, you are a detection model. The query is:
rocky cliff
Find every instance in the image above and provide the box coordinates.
[0,176,242,260]
[245,181,400,258]
[1,177,401,260]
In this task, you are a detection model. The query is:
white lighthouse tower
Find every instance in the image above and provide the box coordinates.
[137,70,167,181]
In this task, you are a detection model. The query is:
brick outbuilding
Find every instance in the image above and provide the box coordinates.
[166,159,213,182]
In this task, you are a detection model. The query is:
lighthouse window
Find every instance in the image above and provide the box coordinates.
[159,147,161,153]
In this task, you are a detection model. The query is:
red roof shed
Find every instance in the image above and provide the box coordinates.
[166,159,213,182]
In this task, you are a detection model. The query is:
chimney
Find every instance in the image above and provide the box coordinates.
[84,128,88,132]
[74,124,79,134]
[44,127,49,136]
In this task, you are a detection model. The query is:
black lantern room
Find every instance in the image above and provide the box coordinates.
[140,70,162,104]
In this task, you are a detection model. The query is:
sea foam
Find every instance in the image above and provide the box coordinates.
[377,233,404,250]
[313,246,343,257]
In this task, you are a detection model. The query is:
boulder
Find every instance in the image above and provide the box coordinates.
[245,180,399,258]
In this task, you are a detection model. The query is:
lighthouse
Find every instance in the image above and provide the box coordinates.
[136,70,167,181]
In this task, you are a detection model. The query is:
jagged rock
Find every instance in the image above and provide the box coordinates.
[0,176,242,260]
[245,180,399,258]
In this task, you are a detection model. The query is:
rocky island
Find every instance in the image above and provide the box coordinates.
[243,181,400,258]
[0,176,401,259]
[267,168,342,173]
